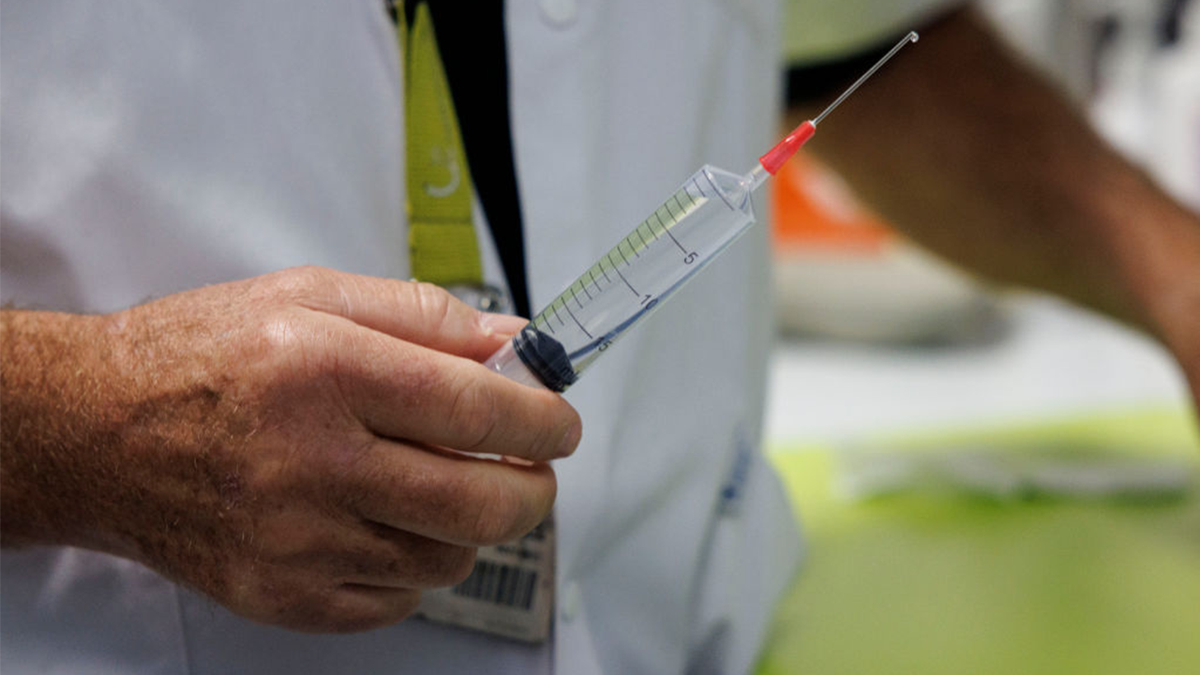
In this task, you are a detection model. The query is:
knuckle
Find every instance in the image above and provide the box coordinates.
[225,573,336,632]
[252,266,359,320]
[255,312,337,379]
[371,534,476,589]
[386,351,443,413]
[258,313,307,353]
[465,480,525,545]
[288,265,340,296]
[253,266,332,302]
[216,548,428,634]
[438,546,479,588]
[446,375,502,453]
[410,281,457,330]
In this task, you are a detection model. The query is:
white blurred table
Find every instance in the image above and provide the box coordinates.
[765,294,1192,446]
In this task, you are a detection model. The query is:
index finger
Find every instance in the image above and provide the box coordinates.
[287,268,523,362]
[334,319,582,462]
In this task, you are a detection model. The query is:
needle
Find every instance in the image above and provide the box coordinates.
[758,31,919,175]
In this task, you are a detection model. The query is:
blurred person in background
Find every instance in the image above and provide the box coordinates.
[785,2,1200,404]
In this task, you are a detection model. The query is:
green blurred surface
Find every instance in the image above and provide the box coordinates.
[757,406,1200,675]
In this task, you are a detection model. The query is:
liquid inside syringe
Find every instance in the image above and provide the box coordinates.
[487,31,919,392]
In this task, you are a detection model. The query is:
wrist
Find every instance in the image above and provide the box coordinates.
[1088,164,1200,400]
[1133,208,1200,400]
[1095,171,1200,327]
[0,310,128,551]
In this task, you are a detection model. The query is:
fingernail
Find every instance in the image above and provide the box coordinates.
[555,419,582,458]
[478,312,528,339]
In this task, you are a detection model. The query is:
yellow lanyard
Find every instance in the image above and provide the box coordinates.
[397,2,483,287]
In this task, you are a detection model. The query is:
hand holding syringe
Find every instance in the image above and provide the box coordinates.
[488,32,919,391]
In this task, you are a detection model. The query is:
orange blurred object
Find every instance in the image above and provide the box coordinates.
[770,151,893,255]
[769,151,1000,344]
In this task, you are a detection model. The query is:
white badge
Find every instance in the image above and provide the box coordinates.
[415,516,555,643]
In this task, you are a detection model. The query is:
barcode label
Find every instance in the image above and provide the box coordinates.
[451,560,539,611]
[417,515,554,642]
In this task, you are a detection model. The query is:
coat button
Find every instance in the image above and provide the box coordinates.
[560,581,583,623]
[539,0,578,27]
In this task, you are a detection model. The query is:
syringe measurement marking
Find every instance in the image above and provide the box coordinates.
[567,285,586,308]
[613,261,639,296]
[659,208,690,256]
[649,211,668,240]
[634,227,652,251]
[650,193,694,258]
[642,219,662,243]
[666,192,701,257]
[547,303,567,331]
[577,279,594,302]
[607,255,641,302]
[652,210,670,238]
[552,301,569,326]
[562,302,593,339]
[586,268,603,294]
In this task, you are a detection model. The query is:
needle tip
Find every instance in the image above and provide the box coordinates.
[908,31,920,43]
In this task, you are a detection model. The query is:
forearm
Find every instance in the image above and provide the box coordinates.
[796,7,1200,344]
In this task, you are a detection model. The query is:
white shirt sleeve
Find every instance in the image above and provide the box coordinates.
[783,0,967,64]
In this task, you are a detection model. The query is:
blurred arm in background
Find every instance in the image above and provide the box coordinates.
[789,6,1200,404]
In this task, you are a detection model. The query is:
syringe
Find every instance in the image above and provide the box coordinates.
[487,31,919,391]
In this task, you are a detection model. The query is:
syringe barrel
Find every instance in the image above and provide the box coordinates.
[486,164,760,392]
[484,339,554,390]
